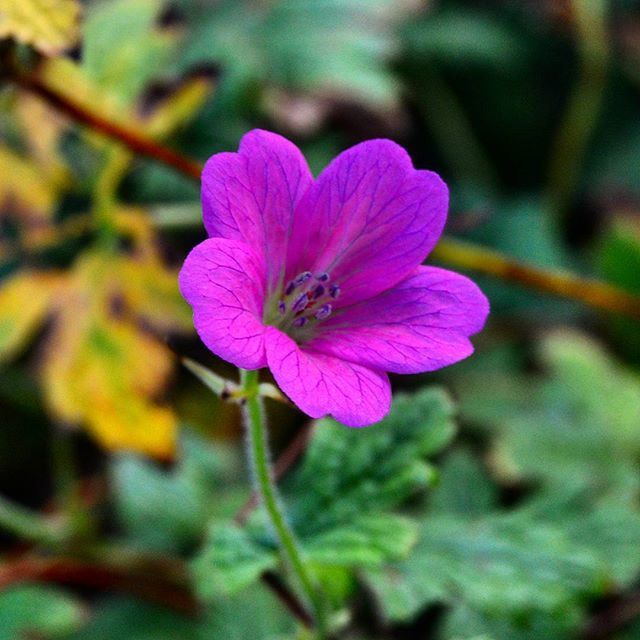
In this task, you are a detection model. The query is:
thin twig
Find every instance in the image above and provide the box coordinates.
[12,71,203,180]
[0,554,198,615]
[431,238,640,320]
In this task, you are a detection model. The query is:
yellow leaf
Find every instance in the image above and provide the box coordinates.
[0,270,61,361]
[0,144,59,224]
[143,74,214,139]
[15,91,71,187]
[42,252,178,458]
[113,209,193,332]
[0,0,81,56]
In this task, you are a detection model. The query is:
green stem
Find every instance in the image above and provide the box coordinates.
[0,493,67,547]
[546,0,609,222]
[239,369,328,638]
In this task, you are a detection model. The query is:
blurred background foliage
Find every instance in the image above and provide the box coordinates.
[0,0,639,638]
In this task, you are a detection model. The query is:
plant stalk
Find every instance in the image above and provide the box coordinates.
[239,369,327,638]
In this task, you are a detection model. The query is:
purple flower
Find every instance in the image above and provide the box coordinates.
[179,130,489,426]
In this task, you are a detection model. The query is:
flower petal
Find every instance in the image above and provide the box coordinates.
[264,327,390,427]
[286,139,448,306]
[179,238,268,369]
[201,129,313,290]
[308,266,489,374]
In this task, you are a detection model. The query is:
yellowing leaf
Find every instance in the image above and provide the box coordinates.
[15,92,71,187]
[0,144,59,224]
[143,75,214,139]
[113,209,193,332]
[42,252,178,458]
[0,0,81,56]
[0,271,61,361]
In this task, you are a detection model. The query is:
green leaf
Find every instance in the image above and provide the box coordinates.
[443,603,579,640]
[457,331,640,496]
[365,490,640,625]
[403,9,530,70]
[111,430,240,551]
[176,0,416,106]
[430,450,498,517]
[598,218,640,363]
[192,522,277,599]
[63,596,199,640]
[304,514,418,567]
[0,584,84,640]
[286,387,456,538]
[82,0,177,105]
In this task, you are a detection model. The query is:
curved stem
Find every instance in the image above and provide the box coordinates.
[239,369,328,638]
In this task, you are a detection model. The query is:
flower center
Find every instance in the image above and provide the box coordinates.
[267,270,340,341]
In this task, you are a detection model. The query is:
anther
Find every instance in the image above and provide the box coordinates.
[284,281,295,296]
[312,284,325,299]
[293,317,308,328]
[315,272,330,282]
[329,284,340,299]
[293,271,313,286]
[315,303,332,320]
[292,293,308,313]
[278,301,286,314]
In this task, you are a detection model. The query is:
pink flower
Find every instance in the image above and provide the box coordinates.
[179,130,488,426]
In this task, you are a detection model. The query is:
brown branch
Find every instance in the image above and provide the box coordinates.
[0,554,198,615]
[431,238,640,320]
[12,71,203,181]
[13,67,640,322]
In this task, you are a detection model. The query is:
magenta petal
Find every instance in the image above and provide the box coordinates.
[264,327,391,427]
[308,266,489,374]
[179,238,268,369]
[286,139,448,306]
[201,129,313,290]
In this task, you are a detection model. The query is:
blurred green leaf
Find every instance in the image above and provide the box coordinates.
[403,9,529,70]
[82,0,177,105]
[598,217,640,363]
[430,450,498,517]
[0,584,84,640]
[457,331,640,496]
[192,521,277,599]
[365,496,640,626]
[176,0,415,107]
[304,514,417,567]
[112,430,240,552]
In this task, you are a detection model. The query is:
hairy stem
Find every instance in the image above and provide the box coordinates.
[239,369,327,638]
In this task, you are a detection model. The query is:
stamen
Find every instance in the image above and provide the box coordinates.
[315,303,332,320]
[293,271,313,286]
[278,301,286,314]
[292,293,308,313]
[312,284,325,299]
[329,284,340,299]
[315,272,330,282]
[284,281,295,296]
[293,317,308,327]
